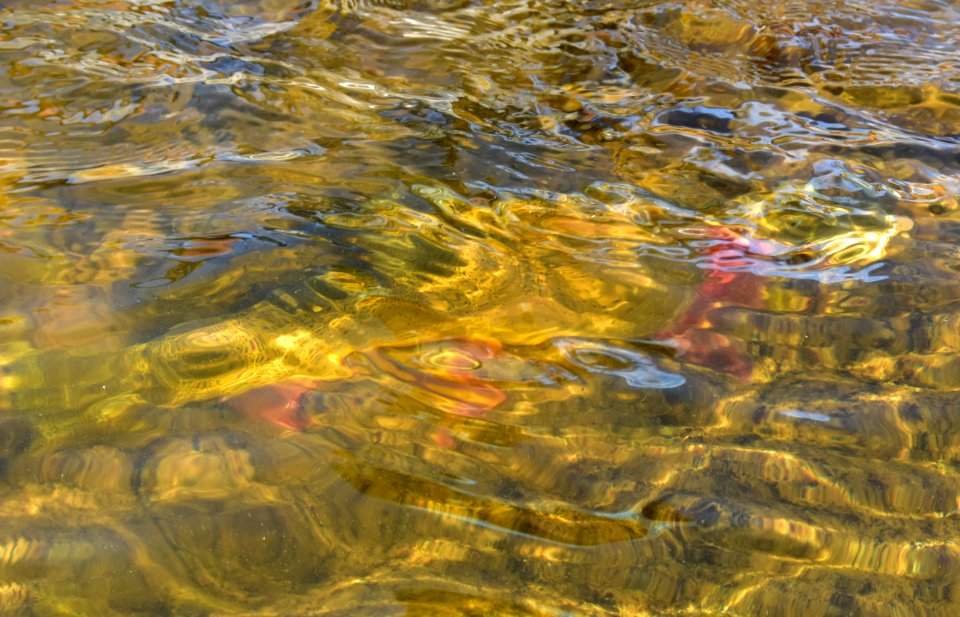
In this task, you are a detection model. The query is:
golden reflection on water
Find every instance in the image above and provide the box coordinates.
[1,0,960,614]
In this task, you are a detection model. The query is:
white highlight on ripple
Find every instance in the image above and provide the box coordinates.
[553,338,686,389]
[776,409,833,423]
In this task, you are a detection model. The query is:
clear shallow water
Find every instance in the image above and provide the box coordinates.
[1,0,960,615]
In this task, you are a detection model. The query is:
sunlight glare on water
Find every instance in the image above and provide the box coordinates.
[1,0,960,615]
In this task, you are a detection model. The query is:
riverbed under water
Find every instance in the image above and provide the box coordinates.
[1,0,960,615]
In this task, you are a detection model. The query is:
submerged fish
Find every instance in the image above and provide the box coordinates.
[225,240,761,433]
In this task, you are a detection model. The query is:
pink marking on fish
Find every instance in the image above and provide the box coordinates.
[222,377,322,430]
[358,337,507,418]
[655,226,775,380]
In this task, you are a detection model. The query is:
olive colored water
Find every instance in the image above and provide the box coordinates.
[1,0,959,615]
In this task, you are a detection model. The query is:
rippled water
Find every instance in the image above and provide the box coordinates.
[1,0,960,615]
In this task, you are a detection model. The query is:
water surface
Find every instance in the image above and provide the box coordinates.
[1,0,960,615]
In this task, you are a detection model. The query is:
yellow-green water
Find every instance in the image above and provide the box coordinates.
[1,0,960,615]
